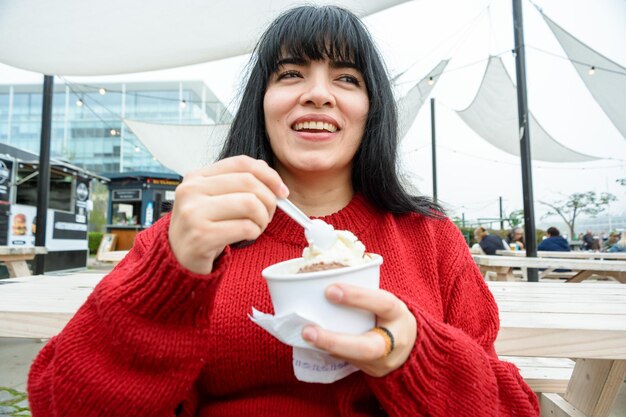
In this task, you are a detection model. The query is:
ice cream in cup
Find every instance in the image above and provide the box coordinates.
[262,230,383,337]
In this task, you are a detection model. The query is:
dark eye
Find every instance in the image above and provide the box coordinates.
[338,74,361,86]
[277,70,302,80]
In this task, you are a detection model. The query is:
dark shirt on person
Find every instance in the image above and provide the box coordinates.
[582,233,594,250]
[537,236,570,252]
[538,235,572,272]
[479,234,506,255]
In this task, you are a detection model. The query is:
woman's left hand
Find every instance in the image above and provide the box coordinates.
[301,284,417,378]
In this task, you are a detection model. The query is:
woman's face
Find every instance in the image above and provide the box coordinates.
[263,58,369,178]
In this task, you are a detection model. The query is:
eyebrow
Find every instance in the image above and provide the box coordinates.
[276,57,359,70]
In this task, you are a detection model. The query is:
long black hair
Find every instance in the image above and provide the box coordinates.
[219,5,443,217]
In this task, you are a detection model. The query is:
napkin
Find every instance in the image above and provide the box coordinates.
[249,308,359,383]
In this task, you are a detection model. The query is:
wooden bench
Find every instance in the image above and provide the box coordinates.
[491,281,626,417]
[473,255,626,283]
[0,246,48,277]
[96,250,129,263]
[1,276,625,416]
[504,356,575,394]
[496,250,626,261]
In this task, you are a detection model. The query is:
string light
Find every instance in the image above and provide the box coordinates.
[588,66,596,75]
[99,88,106,95]
[76,98,84,107]
[110,129,117,136]
[179,99,187,109]
[427,76,435,86]
[134,146,141,153]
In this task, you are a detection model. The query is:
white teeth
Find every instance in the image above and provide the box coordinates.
[293,121,338,132]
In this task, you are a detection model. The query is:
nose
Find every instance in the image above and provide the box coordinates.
[299,76,336,108]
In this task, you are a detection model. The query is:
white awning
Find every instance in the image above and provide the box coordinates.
[397,60,449,140]
[542,13,626,139]
[0,0,408,76]
[124,119,228,175]
[456,56,599,162]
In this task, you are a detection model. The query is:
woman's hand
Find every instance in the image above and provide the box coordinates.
[301,283,417,377]
[168,156,288,274]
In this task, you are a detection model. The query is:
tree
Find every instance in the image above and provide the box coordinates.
[506,209,524,227]
[539,191,617,239]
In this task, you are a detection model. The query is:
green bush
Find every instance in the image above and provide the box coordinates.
[88,232,103,255]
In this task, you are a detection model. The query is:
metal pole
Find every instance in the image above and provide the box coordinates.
[430,98,437,203]
[35,75,53,275]
[499,196,504,230]
[512,0,538,282]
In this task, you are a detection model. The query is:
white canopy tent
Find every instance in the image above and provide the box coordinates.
[0,0,409,76]
[456,56,599,162]
[397,60,449,140]
[124,120,228,176]
[541,12,626,139]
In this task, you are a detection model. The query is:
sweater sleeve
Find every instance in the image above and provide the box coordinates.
[366,227,540,416]
[27,215,230,417]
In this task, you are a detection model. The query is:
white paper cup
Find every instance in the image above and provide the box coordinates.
[262,254,383,335]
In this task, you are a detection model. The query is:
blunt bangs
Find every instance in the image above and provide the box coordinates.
[257,6,372,77]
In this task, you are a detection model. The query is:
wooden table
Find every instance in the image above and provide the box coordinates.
[96,250,129,263]
[1,275,625,416]
[491,281,626,417]
[474,255,626,283]
[0,246,48,277]
[496,250,626,260]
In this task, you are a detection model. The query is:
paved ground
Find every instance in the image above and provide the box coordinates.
[2,263,626,416]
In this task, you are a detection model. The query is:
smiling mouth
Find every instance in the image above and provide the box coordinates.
[292,121,338,133]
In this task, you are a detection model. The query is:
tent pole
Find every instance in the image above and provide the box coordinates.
[512,0,538,282]
[35,75,53,275]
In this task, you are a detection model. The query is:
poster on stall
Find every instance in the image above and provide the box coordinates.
[8,204,36,246]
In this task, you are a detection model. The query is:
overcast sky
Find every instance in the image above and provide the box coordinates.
[1,0,625,228]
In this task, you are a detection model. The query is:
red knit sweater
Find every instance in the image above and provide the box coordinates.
[28,194,539,416]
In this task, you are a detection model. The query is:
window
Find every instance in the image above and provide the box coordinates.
[111,202,140,225]
[16,167,74,212]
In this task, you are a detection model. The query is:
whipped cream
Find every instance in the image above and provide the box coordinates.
[300,229,369,269]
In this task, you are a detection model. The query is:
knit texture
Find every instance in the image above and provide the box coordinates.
[28,194,539,416]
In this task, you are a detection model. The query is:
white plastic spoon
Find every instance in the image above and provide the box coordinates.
[276,198,337,249]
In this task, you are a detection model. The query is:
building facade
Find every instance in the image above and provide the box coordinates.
[0,80,231,174]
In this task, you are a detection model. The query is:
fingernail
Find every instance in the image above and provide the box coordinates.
[326,285,343,302]
[280,183,289,197]
[302,326,317,342]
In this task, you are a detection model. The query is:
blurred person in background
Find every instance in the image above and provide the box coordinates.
[474,227,506,255]
[608,232,626,253]
[602,231,620,252]
[505,227,525,250]
[538,227,570,252]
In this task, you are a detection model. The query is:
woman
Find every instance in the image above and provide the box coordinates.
[28,5,539,416]
[608,233,626,252]
[506,227,525,250]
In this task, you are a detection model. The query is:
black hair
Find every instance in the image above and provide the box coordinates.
[546,227,560,237]
[219,5,443,217]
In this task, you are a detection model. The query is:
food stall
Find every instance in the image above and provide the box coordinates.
[104,172,181,250]
[0,143,107,275]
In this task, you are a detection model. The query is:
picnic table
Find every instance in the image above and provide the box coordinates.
[0,246,48,277]
[496,250,626,260]
[473,254,626,283]
[1,275,625,416]
[491,281,626,417]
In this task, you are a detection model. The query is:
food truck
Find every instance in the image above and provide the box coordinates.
[0,143,106,274]
[104,172,181,250]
